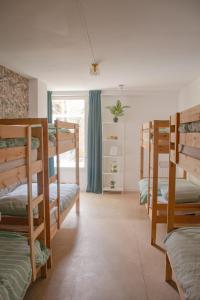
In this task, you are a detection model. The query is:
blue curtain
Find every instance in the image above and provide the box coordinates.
[47,91,55,177]
[86,90,102,193]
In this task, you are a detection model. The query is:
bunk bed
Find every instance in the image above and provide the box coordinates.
[0,118,80,263]
[164,105,200,299]
[139,120,200,247]
[44,120,80,251]
[0,119,49,291]
[139,121,152,207]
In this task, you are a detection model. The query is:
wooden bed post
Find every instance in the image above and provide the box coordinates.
[55,120,61,229]
[75,124,80,215]
[165,114,178,282]
[35,125,47,278]
[140,126,144,180]
[43,119,52,269]
[26,125,37,281]
[151,121,159,245]
[147,122,152,213]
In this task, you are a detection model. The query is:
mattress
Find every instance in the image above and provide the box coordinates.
[179,121,200,133]
[0,231,49,300]
[139,178,168,204]
[164,227,200,300]
[0,137,40,150]
[140,178,200,205]
[160,180,200,204]
[0,126,70,150]
[0,183,79,221]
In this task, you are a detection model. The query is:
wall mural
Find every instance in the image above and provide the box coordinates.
[0,65,29,118]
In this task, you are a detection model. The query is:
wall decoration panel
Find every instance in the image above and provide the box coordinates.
[0,65,29,118]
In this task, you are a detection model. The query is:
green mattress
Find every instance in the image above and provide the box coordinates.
[179,121,200,133]
[164,227,200,300]
[139,178,168,204]
[0,137,40,150]
[0,126,70,150]
[0,231,49,300]
[139,178,200,205]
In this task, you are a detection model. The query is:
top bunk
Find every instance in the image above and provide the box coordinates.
[141,120,169,154]
[0,119,79,164]
[170,104,200,177]
[48,120,79,157]
[0,118,45,190]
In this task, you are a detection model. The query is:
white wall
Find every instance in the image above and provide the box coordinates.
[179,77,200,110]
[29,79,47,118]
[43,90,178,192]
[102,92,179,191]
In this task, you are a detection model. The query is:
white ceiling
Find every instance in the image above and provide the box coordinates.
[0,0,200,91]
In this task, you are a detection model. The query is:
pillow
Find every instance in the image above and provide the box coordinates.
[161,181,200,203]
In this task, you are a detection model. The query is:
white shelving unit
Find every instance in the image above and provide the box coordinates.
[102,122,124,192]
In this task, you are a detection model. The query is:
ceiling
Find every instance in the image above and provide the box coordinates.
[0,0,200,91]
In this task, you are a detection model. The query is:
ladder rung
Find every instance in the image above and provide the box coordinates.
[32,194,44,208]
[33,223,44,240]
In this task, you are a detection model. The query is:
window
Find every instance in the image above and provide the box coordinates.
[52,98,85,168]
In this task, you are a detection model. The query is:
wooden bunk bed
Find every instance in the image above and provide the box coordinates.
[139,121,152,208]
[165,105,200,299]
[0,119,49,282]
[43,120,80,252]
[0,118,80,268]
[140,119,199,248]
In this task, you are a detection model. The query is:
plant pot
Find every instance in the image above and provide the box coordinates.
[113,117,118,123]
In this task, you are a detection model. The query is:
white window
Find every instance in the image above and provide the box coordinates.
[52,98,85,168]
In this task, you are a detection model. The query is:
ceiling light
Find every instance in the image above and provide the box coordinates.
[90,63,100,76]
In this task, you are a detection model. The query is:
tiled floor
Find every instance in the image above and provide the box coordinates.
[25,192,179,300]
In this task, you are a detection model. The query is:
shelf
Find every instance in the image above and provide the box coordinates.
[103,172,121,175]
[103,139,120,142]
[103,122,124,125]
[103,155,122,158]
[103,187,123,192]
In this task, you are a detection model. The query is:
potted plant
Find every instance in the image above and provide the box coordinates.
[110,180,116,189]
[106,100,130,122]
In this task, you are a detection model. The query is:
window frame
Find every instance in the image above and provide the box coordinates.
[52,95,87,169]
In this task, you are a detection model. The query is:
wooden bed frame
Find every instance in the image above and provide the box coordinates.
[140,120,170,245]
[165,105,200,298]
[140,120,197,248]
[0,118,80,269]
[0,118,48,281]
[43,119,80,256]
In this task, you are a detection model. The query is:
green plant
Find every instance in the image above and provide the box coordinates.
[106,100,130,120]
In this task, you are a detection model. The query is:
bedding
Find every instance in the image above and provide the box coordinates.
[0,126,70,150]
[139,178,168,204]
[139,179,200,205]
[160,180,200,203]
[0,231,49,300]
[179,121,200,133]
[164,227,200,300]
[0,137,39,150]
[0,183,79,220]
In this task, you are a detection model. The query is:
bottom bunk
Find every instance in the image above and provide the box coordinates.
[0,231,49,300]
[139,178,200,206]
[164,227,200,300]
[0,183,79,226]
